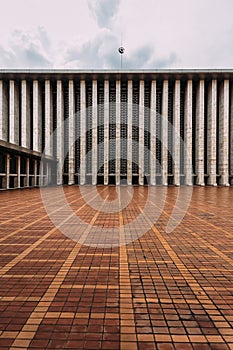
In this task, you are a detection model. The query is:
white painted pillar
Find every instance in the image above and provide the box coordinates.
[184,80,193,186]
[21,80,31,149]
[219,80,230,186]
[150,80,156,185]
[80,80,86,185]
[230,83,233,184]
[92,80,98,185]
[161,80,168,185]
[40,160,44,187]
[33,80,42,152]
[45,80,53,157]
[9,80,19,145]
[47,162,51,185]
[68,80,75,185]
[195,80,205,186]
[17,155,20,188]
[0,80,8,141]
[127,80,133,185]
[6,153,10,189]
[139,80,144,185]
[46,161,49,186]
[116,80,121,185]
[56,80,64,186]
[173,80,180,186]
[49,162,52,185]
[34,159,37,186]
[207,80,217,186]
[26,157,30,187]
[104,80,109,185]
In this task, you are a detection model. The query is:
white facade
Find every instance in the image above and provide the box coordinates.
[0,70,233,188]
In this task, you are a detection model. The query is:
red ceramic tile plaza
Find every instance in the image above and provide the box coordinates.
[0,186,233,350]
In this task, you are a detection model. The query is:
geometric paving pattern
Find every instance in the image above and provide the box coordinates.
[0,187,233,350]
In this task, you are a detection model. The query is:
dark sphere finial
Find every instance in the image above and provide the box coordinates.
[118,47,125,54]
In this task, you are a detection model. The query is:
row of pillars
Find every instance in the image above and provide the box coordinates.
[1,77,233,186]
[0,79,53,156]
[62,79,233,186]
[0,153,52,190]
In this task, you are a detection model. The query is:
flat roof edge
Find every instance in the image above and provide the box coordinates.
[1,69,233,81]
[0,68,233,74]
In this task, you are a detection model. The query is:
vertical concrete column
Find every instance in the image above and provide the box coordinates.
[34,159,37,186]
[17,155,20,188]
[230,83,233,184]
[47,162,50,185]
[40,160,44,187]
[49,162,52,185]
[104,80,109,185]
[6,153,10,189]
[9,80,19,145]
[184,80,193,185]
[45,80,53,157]
[127,80,133,185]
[92,80,98,185]
[161,80,168,185]
[150,80,156,185]
[219,80,230,186]
[21,80,31,149]
[33,80,42,152]
[26,157,30,187]
[195,80,205,186]
[139,80,144,185]
[48,162,51,186]
[173,80,181,186]
[56,80,64,186]
[80,80,86,185]
[0,80,8,141]
[207,80,217,186]
[116,80,121,185]
[68,80,75,185]
[45,162,49,186]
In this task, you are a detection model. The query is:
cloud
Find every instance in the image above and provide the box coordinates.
[0,27,52,68]
[0,24,177,69]
[88,0,120,28]
[65,29,119,68]
[123,46,177,69]
[64,30,177,69]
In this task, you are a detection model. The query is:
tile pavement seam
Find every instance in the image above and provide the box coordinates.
[163,195,233,239]
[0,189,84,243]
[138,190,233,239]
[163,208,233,267]
[9,186,109,349]
[119,191,138,350]
[0,192,43,211]
[0,187,101,276]
[142,192,233,267]
[0,205,45,226]
[132,197,233,333]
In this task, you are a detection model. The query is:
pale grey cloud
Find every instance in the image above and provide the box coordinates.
[65,30,177,69]
[0,27,52,68]
[65,29,120,68]
[88,0,120,28]
[0,0,232,69]
[123,46,177,69]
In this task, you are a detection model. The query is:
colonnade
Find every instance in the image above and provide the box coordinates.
[0,72,233,187]
[0,152,52,189]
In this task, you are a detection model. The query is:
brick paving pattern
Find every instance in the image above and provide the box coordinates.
[0,186,232,350]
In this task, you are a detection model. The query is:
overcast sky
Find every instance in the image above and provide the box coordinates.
[0,0,232,69]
